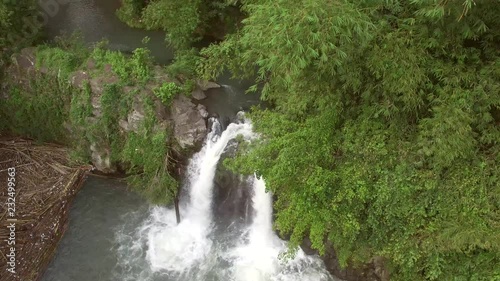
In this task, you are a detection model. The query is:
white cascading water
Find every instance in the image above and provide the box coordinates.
[145,118,255,273]
[114,115,337,281]
[229,176,334,281]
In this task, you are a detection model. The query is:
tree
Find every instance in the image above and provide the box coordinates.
[201,0,500,279]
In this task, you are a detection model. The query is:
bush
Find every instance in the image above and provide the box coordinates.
[90,44,153,84]
[154,82,182,105]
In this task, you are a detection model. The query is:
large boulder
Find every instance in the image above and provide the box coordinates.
[7,48,207,173]
[171,95,207,148]
[191,87,207,100]
[90,143,115,173]
[197,80,221,91]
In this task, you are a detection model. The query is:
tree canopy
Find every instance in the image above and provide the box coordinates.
[198,0,500,279]
[115,0,499,279]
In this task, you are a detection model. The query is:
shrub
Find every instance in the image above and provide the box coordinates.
[154,82,182,105]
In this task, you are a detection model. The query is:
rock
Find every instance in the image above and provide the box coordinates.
[119,109,145,132]
[90,143,116,173]
[191,87,207,100]
[372,256,390,281]
[197,104,209,118]
[86,58,96,70]
[90,94,102,118]
[197,80,221,91]
[13,47,36,69]
[171,95,207,148]
[69,71,90,88]
[8,48,37,82]
[6,48,196,174]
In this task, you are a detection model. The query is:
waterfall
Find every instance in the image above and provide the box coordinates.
[229,176,335,281]
[114,117,337,281]
[143,118,255,273]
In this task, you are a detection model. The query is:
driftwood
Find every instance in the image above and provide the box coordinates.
[0,138,90,281]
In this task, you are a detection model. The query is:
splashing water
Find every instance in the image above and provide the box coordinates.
[229,176,334,281]
[114,117,338,281]
[146,118,255,273]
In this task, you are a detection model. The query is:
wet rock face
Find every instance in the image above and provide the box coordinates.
[90,143,115,173]
[171,95,208,149]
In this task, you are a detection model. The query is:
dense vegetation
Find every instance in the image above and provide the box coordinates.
[119,0,500,279]
[0,0,40,74]
[1,0,499,280]
[1,33,181,206]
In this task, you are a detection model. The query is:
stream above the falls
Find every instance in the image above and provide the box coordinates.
[43,0,261,122]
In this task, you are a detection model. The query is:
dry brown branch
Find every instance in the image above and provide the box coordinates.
[0,137,90,281]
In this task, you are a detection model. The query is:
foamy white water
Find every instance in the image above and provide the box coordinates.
[145,118,255,273]
[114,117,337,281]
[229,176,335,281]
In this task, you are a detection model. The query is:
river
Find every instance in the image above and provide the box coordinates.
[41,1,336,280]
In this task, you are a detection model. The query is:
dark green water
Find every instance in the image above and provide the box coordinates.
[42,176,150,281]
[44,0,173,64]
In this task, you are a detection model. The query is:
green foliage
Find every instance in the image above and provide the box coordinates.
[141,0,201,49]
[0,74,71,143]
[2,38,180,206]
[116,0,145,28]
[207,0,500,280]
[36,47,80,79]
[68,82,93,162]
[121,96,179,204]
[154,82,181,105]
[130,47,153,83]
[91,45,130,80]
[90,43,153,84]
[0,0,40,74]
[118,0,241,50]
[35,34,90,79]
[166,48,202,78]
